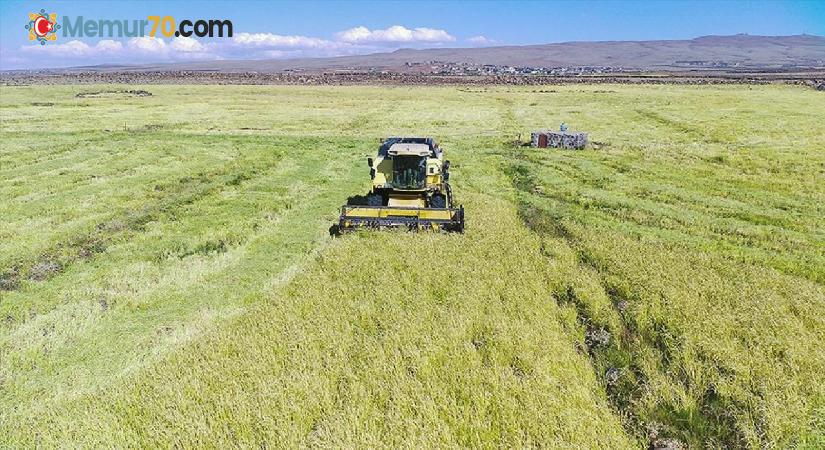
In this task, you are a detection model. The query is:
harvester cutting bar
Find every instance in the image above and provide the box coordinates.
[339,205,464,232]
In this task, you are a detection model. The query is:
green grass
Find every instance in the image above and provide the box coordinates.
[1,84,822,448]
[501,85,825,447]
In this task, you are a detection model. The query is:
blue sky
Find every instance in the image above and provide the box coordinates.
[1,0,823,69]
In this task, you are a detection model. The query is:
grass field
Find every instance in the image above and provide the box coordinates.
[1,84,823,448]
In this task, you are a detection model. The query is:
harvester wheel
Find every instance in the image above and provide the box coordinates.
[429,193,446,208]
[367,193,383,206]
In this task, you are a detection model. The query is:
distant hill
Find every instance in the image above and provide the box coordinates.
[73,34,825,73]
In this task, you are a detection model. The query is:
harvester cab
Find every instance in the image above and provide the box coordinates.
[339,137,464,232]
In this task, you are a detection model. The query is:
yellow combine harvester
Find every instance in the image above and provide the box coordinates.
[339,137,464,232]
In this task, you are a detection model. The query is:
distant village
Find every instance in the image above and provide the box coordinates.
[348,58,824,75]
[400,61,631,76]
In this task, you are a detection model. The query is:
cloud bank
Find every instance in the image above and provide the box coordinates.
[6,24,470,69]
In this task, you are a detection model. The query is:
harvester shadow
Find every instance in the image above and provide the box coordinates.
[329,194,371,236]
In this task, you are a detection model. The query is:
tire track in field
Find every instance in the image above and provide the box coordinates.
[500,151,825,448]
[502,153,745,448]
[0,142,367,439]
[0,132,114,175]
[0,135,366,327]
[1,132,236,204]
[635,109,730,145]
[0,151,283,293]
[511,149,825,285]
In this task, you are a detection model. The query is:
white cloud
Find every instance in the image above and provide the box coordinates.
[15,36,220,65]
[19,39,122,57]
[170,37,205,52]
[96,40,124,52]
[128,36,167,52]
[335,26,371,43]
[233,33,336,49]
[124,37,217,60]
[46,40,93,57]
[467,35,498,46]
[335,25,455,44]
[411,27,455,43]
[9,24,464,69]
